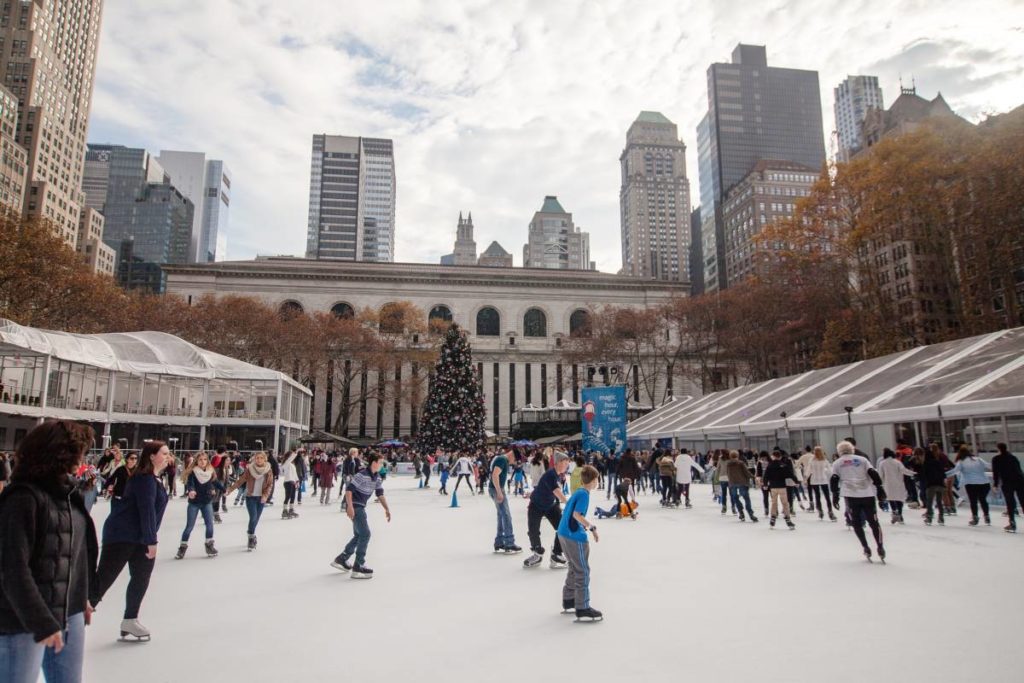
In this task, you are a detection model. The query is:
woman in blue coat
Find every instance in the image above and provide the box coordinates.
[90,441,170,642]
[175,451,222,559]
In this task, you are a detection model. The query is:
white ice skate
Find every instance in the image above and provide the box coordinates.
[119,618,151,642]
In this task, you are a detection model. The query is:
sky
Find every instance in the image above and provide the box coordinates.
[87,0,1024,272]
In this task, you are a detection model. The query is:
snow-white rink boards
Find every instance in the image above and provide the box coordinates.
[84,477,1020,682]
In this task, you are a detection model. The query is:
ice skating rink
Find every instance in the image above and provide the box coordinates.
[85,477,1020,682]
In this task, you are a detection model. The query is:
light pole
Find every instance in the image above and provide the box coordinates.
[844,406,854,430]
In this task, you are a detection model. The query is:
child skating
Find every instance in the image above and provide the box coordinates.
[557,465,602,622]
[331,453,391,578]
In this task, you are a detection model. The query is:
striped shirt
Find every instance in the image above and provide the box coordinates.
[348,468,384,508]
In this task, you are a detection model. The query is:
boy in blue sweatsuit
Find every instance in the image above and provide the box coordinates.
[557,465,602,622]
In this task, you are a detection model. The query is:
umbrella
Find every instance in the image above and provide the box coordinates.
[376,439,408,448]
[509,439,538,448]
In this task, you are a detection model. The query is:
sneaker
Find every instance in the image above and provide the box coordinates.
[523,553,542,568]
[351,564,374,579]
[549,554,567,569]
[331,554,352,572]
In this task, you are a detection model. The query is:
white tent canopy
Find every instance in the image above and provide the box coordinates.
[629,327,1024,452]
[0,319,306,390]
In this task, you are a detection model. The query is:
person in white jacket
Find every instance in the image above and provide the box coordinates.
[280,451,299,519]
[453,453,475,495]
[673,450,705,508]
[807,447,837,521]
[877,448,916,524]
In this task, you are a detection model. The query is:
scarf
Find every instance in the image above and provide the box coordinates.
[248,461,271,478]
[192,465,213,484]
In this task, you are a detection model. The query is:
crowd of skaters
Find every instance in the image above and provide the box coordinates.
[3,418,1024,681]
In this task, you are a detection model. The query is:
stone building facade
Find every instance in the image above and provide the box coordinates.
[164,258,694,439]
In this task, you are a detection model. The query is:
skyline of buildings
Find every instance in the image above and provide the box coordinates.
[155,151,232,263]
[305,134,396,262]
[618,111,690,282]
[695,44,827,293]
[834,75,884,162]
[0,0,103,247]
[83,143,194,292]
[522,195,594,271]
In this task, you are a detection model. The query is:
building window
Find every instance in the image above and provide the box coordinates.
[279,300,304,318]
[476,307,500,336]
[569,309,591,337]
[330,302,354,319]
[524,308,547,337]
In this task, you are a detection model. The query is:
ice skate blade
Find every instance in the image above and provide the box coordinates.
[350,572,373,580]
[574,617,603,623]
[118,634,150,642]
[330,561,350,572]
[560,609,575,615]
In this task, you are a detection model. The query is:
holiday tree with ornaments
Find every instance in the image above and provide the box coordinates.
[416,323,486,453]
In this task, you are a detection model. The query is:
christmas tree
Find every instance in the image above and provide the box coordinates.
[416,323,486,453]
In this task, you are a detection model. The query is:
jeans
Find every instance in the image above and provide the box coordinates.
[964,483,990,519]
[718,482,733,510]
[660,476,675,502]
[342,506,371,566]
[526,503,563,556]
[245,496,265,534]
[181,502,214,542]
[0,612,85,683]
[92,543,155,619]
[729,485,755,517]
[490,488,515,548]
[606,471,618,497]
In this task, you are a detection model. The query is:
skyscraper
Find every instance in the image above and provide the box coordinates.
[84,144,194,292]
[696,44,826,292]
[834,75,884,161]
[0,0,104,246]
[440,211,477,265]
[522,196,593,271]
[619,111,691,282]
[156,151,232,262]
[306,134,396,262]
[0,83,26,214]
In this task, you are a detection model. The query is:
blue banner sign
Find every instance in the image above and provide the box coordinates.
[581,385,627,457]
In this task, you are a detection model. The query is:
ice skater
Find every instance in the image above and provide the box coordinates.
[331,453,391,578]
[175,451,221,559]
[523,452,570,569]
[993,442,1024,532]
[877,448,915,524]
[452,452,475,495]
[673,449,704,508]
[830,441,886,563]
[92,440,171,642]
[225,451,274,551]
[807,447,837,521]
[557,465,602,622]
[763,450,796,530]
[280,450,300,520]
[945,445,992,526]
[489,448,521,553]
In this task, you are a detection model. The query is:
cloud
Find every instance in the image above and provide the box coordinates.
[88,0,1024,272]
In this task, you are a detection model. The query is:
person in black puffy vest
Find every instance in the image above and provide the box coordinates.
[0,419,98,682]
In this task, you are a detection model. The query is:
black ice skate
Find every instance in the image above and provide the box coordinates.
[331,554,352,572]
[574,607,603,623]
[205,539,218,557]
[502,545,523,554]
[769,516,776,529]
[214,512,222,524]
[549,554,567,569]
[351,564,374,579]
[561,599,575,614]
[174,543,187,560]
[877,546,886,564]
[785,517,795,530]
[863,547,873,563]
[247,534,257,551]
[119,619,151,642]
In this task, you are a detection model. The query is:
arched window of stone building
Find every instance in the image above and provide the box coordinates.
[331,302,355,319]
[569,309,591,337]
[476,307,500,336]
[279,300,304,319]
[428,305,453,334]
[379,302,406,334]
[523,308,547,337]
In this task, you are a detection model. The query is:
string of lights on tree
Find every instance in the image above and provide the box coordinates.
[416,323,486,453]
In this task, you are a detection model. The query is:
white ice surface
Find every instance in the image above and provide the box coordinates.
[84,478,1021,683]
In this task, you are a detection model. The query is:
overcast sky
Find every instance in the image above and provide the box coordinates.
[87,0,1024,272]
